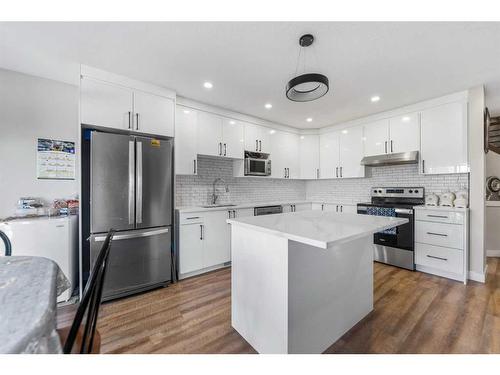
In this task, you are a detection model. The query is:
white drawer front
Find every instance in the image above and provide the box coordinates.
[179,213,205,225]
[416,221,464,249]
[415,243,463,275]
[415,209,464,224]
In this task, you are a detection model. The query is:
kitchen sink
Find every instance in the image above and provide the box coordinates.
[201,204,237,208]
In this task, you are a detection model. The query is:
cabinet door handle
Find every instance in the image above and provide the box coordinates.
[427,232,448,237]
[390,140,393,153]
[224,143,227,156]
[136,113,139,130]
[256,140,258,151]
[128,111,132,129]
[259,140,262,152]
[427,214,448,219]
[422,159,425,173]
[186,216,200,220]
[340,205,343,213]
[233,210,236,218]
[193,159,197,174]
[427,254,448,261]
[321,204,324,211]
[336,167,339,178]
[316,168,320,179]
[218,142,222,156]
[385,141,388,154]
[200,224,204,240]
[340,166,343,178]
[336,205,339,212]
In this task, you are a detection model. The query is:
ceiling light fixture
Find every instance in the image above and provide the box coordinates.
[306,118,313,122]
[183,110,190,114]
[203,81,213,89]
[371,95,380,102]
[286,34,329,102]
[265,103,273,109]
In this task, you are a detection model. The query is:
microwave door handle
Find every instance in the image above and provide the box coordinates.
[259,140,262,152]
[256,140,258,151]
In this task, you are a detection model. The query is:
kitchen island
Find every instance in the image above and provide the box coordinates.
[227,210,408,354]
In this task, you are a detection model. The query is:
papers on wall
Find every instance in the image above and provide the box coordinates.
[36,138,75,180]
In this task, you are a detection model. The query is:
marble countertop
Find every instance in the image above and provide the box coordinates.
[227,210,408,249]
[176,200,357,213]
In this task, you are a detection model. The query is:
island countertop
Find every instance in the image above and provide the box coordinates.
[227,210,408,249]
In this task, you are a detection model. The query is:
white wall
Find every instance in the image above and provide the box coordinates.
[0,68,79,218]
[468,86,486,280]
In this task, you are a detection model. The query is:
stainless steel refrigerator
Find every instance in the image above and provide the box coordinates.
[88,131,173,300]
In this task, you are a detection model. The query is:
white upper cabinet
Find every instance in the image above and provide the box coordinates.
[197,111,223,157]
[299,135,320,179]
[244,123,271,153]
[319,131,340,179]
[270,131,299,179]
[339,126,365,178]
[222,118,245,159]
[388,112,420,153]
[363,119,390,156]
[420,101,468,174]
[81,78,174,137]
[133,91,174,137]
[175,106,198,175]
[81,78,134,130]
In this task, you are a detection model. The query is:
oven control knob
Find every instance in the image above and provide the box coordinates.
[414,189,419,193]
[409,189,413,193]
[378,190,382,193]
[373,189,378,193]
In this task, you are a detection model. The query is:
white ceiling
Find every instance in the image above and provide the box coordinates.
[1,22,500,129]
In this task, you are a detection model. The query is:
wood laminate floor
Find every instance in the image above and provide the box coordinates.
[57,258,500,354]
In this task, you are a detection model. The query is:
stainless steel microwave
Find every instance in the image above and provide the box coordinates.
[244,151,271,176]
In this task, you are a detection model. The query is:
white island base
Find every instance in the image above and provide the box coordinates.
[231,225,374,354]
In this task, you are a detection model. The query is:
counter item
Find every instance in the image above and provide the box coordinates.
[439,192,456,207]
[425,193,439,206]
[454,190,469,208]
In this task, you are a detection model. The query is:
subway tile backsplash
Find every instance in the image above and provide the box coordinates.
[175,156,306,207]
[175,156,469,207]
[305,164,469,204]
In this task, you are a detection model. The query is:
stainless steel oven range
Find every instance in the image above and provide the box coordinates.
[357,187,425,270]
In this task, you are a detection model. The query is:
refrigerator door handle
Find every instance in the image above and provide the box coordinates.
[136,141,143,224]
[128,141,135,225]
[93,228,169,242]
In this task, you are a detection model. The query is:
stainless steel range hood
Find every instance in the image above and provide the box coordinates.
[360,151,419,167]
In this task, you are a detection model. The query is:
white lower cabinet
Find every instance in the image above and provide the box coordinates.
[414,207,468,283]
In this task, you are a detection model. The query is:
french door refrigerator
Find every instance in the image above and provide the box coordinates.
[89,131,173,301]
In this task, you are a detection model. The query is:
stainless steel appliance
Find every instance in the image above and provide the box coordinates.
[87,131,173,300]
[244,151,271,176]
[254,205,283,216]
[357,187,425,270]
[360,151,419,167]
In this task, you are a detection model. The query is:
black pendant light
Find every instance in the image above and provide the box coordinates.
[286,34,329,102]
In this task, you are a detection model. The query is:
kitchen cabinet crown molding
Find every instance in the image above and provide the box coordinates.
[176,96,300,135]
[80,65,176,100]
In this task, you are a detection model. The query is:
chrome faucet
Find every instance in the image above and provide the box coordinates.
[211,178,229,205]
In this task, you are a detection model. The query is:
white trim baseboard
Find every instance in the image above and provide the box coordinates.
[486,249,500,257]
[468,264,488,283]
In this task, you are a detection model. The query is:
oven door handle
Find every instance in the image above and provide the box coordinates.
[395,208,413,215]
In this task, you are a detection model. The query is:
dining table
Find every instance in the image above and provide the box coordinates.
[0,256,70,353]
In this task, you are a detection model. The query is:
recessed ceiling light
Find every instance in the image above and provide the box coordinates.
[300,136,305,140]
[306,118,313,122]
[342,130,348,134]
[269,129,276,134]
[229,120,236,125]
[203,81,213,89]
[183,110,190,114]
[402,116,410,122]
[265,103,273,109]
[371,95,380,102]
